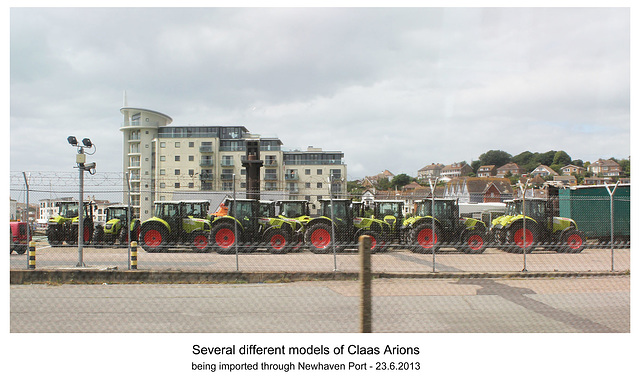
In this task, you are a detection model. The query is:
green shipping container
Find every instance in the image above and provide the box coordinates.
[558,184,630,241]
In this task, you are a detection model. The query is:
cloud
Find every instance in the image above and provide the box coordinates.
[10,7,630,181]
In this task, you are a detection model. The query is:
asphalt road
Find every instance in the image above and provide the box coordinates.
[10,276,629,333]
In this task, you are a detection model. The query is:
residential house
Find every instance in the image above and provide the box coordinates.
[561,164,586,176]
[552,175,578,186]
[417,163,444,180]
[364,170,395,187]
[530,164,559,178]
[584,176,614,185]
[589,159,622,177]
[444,177,514,203]
[441,163,472,180]
[476,165,497,177]
[496,163,524,178]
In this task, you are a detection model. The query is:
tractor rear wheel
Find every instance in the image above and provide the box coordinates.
[412,224,440,254]
[210,223,239,254]
[461,229,487,254]
[506,225,537,253]
[139,224,168,253]
[305,223,333,254]
[557,229,586,253]
[265,228,292,254]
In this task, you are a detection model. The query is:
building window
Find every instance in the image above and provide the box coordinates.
[305,169,311,175]
[175,142,181,148]
[317,169,322,175]
[175,155,180,162]
[189,182,194,188]
[160,183,166,188]
[305,182,311,188]
[160,169,165,175]
[317,182,323,189]
[188,169,194,176]
[160,142,166,148]
[160,156,166,161]
[175,182,180,188]
[189,142,194,147]
[175,169,180,175]
[189,155,194,162]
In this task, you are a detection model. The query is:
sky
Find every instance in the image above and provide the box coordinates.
[9,6,631,183]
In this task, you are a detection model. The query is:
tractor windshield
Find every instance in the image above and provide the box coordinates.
[106,207,128,221]
[321,201,350,225]
[377,202,402,217]
[232,201,254,221]
[433,201,456,220]
[155,203,179,219]
[524,201,546,220]
[183,202,209,218]
[415,201,431,217]
[258,202,275,218]
[59,203,79,218]
[279,202,307,218]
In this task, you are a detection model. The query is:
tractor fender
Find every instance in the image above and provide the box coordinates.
[552,217,578,234]
[141,217,171,234]
[264,222,294,236]
[462,217,487,232]
[306,217,333,229]
[411,216,441,230]
[212,216,245,234]
[183,216,211,234]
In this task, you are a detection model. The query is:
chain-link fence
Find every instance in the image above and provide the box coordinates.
[10,171,631,274]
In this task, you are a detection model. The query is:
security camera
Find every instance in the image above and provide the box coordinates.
[84,162,96,170]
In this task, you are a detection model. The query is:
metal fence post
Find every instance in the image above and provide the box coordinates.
[605,181,620,271]
[28,241,36,269]
[359,235,372,333]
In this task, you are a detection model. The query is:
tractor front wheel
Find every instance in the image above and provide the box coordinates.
[557,229,586,253]
[191,231,212,253]
[265,228,292,254]
[461,229,487,254]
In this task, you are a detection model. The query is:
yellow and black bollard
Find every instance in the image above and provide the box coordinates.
[130,241,138,270]
[28,241,36,269]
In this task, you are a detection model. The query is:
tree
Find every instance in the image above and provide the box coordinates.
[390,173,413,189]
[478,150,512,168]
[553,150,572,166]
[376,177,391,191]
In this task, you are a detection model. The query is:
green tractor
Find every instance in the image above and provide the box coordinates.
[489,198,585,253]
[209,198,298,254]
[275,199,312,250]
[403,199,488,254]
[46,200,94,246]
[304,199,388,254]
[93,205,140,246]
[371,200,405,249]
[138,200,212,253]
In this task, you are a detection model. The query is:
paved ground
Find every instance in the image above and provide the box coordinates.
[10,276,630,333]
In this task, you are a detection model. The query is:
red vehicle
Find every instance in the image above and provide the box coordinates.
[10,221,31,254]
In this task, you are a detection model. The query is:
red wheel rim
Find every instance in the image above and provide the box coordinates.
[368,235,377,249]
[270,234,286,250]
[144,230,162,247]
[513,228,533,248]
[566,233,583,250]
[467,234,484,250]
[417,228,436,249]
[215,228,235,248]
[311,229,331,249]
[194,234,208,250]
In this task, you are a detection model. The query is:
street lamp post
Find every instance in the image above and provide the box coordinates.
[67,136,96,267]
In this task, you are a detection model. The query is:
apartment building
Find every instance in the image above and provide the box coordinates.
[120,107,346,218]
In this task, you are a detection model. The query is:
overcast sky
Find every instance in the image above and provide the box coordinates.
[9,7,631,181]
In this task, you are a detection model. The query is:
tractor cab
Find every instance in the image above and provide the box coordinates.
[373,200,404,231]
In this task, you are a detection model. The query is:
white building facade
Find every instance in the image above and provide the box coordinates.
[120,107,347,218]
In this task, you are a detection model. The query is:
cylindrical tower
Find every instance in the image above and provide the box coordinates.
[120,107,173,219]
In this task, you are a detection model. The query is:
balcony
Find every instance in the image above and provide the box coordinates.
[221,173,234,181]
[221,159,234,167]
[265,160,278,167]
[200,173,214,181]
[200,160,214,167]
[200,146,214,153]
[284,172,299,181]
[264,173,278,181]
